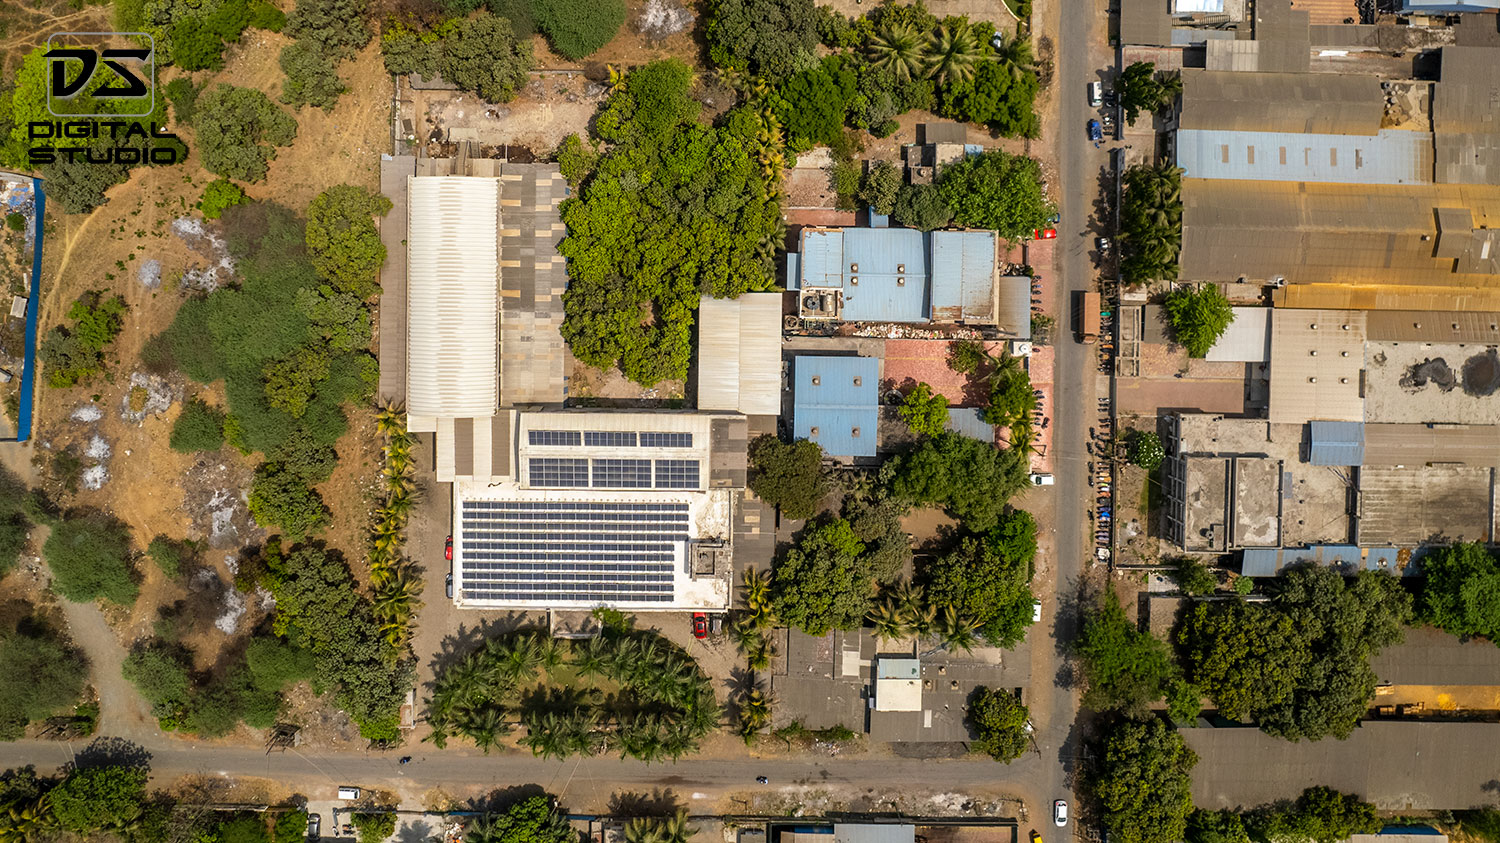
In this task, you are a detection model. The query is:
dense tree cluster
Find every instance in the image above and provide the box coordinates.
[170,399,227,453]
[1178,565,1411,740]
[200,179,249,220]
[772,517,872,635]
[1186,788,1380,843]
[122,632,308,735]
[705,0,821,79]
[0,607,89,740]
[161,199,377,540]
[967,686,1030,762]
[888,432,1029,532]
[1076,590,1200,721]
[1120,163,1184,285]
[427,628,718,760]
[464,796,575,843]
[748,435,829,520]
[558,60,782,385]
[1115,61,1182,125]
[534,0,625,59]
[305,185,392,299]
[1164,285,1234,358]
[381,13,535,103]
[1418,542,1500,642]
[937,150,1055,240]
[920,507,1037,646]
[43,513,138,606]
[897,382,950,437]
[1094,718,1198,843]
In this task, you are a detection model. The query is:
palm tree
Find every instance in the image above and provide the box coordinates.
[868,599,906,642]
[865,24,926,82]
[0,793,54,843]
[624,811,697,843]
[375,402,406,437]
[455,703,507,754]
[906,601,938,637]
[737,685,773,742]
[934,607,981,654]
[573,636,609,683]
[537,635,566,672]
[991,30,1035,80]
[926,23,982,84]
[744,634,773,671]
[1155,71,1183,111]
[742,568,773,613]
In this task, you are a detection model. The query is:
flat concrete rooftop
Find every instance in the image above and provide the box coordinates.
[1366,342,1500,425]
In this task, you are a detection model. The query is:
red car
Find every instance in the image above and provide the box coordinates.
[692,612,708,639]
[444,536,453,560]
[1033,228,1058,240]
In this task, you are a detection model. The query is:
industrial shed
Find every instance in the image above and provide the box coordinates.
[1267,309,1366,426]
[793,356,880,458]
[697,293,783,416]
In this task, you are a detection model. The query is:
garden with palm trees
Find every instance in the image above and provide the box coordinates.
[425,622,719,761]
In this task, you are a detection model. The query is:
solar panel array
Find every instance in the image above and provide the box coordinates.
[528,458,702,489]
[459,500,687,602]
[640,432,693,448]
[527,429,694,449]
[529,430,582,446]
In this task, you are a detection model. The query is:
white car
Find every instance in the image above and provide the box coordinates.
[1030,473,1055,486]
[1032,600,1043,623]
[1054,800,1069,828]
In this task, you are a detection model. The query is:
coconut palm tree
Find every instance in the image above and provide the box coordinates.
[906,601,938,637]
[573,636,609,683]
[736,685,773,741]
[0,793,54,843]
[625,811,697,843]
[866,23,926,82]
[375,403,406,437]
[455,703,507,754]
[868,599,906,642]
[742,567,773,613]
[744,634,773,671]
[926,22,982,84]
[991,30,1035,81]
[1155,71,1183,111]
[933,607,981,654]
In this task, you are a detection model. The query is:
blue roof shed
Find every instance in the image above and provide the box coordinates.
[793,356,879,458]
[1309,420,1365,466]
[799,228,929,323]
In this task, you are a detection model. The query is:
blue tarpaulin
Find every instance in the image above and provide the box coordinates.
[17,178,42,443]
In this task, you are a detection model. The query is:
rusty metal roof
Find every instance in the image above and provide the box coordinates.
[1180,70,1384,135]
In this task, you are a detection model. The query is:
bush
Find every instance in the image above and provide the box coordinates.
[1418,542,1500,641]
[146,535,191,578]
[279,41,346,110]
[165,77,200,124]
[248,464,331,541]
[194,84,298,182]
[123,644,193,720]
[200,179,249,220]
[50,766,149,834]
[859,159,902,216]
[43,514,138,605]
[1170,557,1217,596]
[1126,429,1164,471]
[5,212,24,231]
[1163,285,1234,358]
[0,622,89,740]
[40,293,127,388]
[171,399,227,452]
[285,0,371,59]
[897,382,950,437]
[535,0,625,59]
[352,812,397,843]
[245,636,317,692]
[171,17,227,71]
[705,0,820,80]
[893,182,952,231]
[0,465,34,578]
[748,435,829,520]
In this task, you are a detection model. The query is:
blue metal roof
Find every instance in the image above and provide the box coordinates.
[1241,548,1280,577]
[946,408,995,441]
[793,356,879,457]
[799,228,929,323]
[1308,420,1365,466]
[930,230,998,324]
[1176,128,1433,185]
[1402,0,1499,10]
[869,209,890,228]
[1241,545,1416,577]
[785,252,800,290]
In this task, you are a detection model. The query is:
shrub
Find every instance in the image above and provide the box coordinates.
[248,464,331,541]
[0,465,34,577]
[245,636,317,692]
[304,185,392,298]
[1163,285,1233,358]
[123,644,193,720]
[43,514,138,605]
[859,160,901,216]
[0,622,89,740]
[1170,556,1216,596]
[352,813,396,843]
[40,293,127,388]
[171,399,227,453]
[194,84,298,182]
[898,382,950,437]
[165,78,200,124]
[50,766,149,834]
[535,0,625,59]
[1126,429,1164,471]
[171,17,227,71]
[279,41,346,110]
[146,535,191,578]
[5,212,24,231]
[968,686,1029,762]
[893,183,953,231]
[285,0,371,59]
[200,179,248,221]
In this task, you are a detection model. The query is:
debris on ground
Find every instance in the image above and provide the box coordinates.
[85,434,111,461]
[81,464,108,490]
[120,371,179,423]
[183,457,260,549]
[638,0,694,40]
[171,218,235,291]
[138,259,162,289]
[70,404,103,423]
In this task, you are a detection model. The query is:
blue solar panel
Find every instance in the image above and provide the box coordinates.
[640,432,693,448]
[585,431,638,447]
[529,458,589,487]
[591,458,653,488]
[529,430,582,446]
[654,459,700,489]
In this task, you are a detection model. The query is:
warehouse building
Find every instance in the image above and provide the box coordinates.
[697,293,783,417]
[791,356,880,459]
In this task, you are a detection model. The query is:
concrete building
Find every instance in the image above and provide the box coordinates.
[792,356,880,458]
[788,227,1030,335]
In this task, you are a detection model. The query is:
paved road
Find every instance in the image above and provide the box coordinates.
[1039,0,1108,818]
[0,739,1052,811]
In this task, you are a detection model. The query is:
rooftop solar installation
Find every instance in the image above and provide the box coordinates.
[459,501,688,602]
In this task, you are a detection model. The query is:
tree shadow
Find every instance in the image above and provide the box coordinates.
[395,819,435,843]
[74,736,152,770]
[608,788,684,817]
[426,615,537,683]
[467,784,550,813]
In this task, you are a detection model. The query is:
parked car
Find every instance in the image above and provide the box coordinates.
[444,535,453,560]
[1088,120,1103,142]
[337,787,361,800]
[692,612,708,639]
[1030,832,1042,843]
[307,814,322,841]
[445,574,453,599]
[1088,80,1103,107]
[1096,236,1113,252]
[1032,228,1057,240]
[1029,473,1055,486]
[1054,801,1069,828]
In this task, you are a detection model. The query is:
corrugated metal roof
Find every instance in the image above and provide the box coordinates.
[1254,0,1312,73]
[946,408,995,441]
[698,293,784,416]
[930,231,998,324]
[1121,0,1172,45]
[499,164,567,405]
[1366,309,1500,342]
[1242,544,1414,576]
[1268,308,1366,425]
[1205,307,1271,362]
[1363,423,1500,467]
[785,252,800,290]
[1177,129,1433,185]
[378,155,417,404]
[1405,0,1500,10]
[1308,420,1366,465]
[800,229,930,323]
[1176,0,1224,10]
[1180,70,1383,135]
[996,276,1032,338]
[406,176,500,418]
[833,826,916,843]
[1241,548,1281,576]
[793,356,879,457]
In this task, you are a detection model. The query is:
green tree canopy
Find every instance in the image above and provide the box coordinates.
[772,517,872,635]
[201,179,249,220]
[922,508,1036,646]
[860,160,902,216]
[434,12,534,103]
[1094,718,1198,843]
[888,432,1029,532]
[748,435,829,520]
[0,466,34,578]
[43,514,138,606]
[0,619,89,740]
[1120,163,1183,285]
[1114,61,1162,124]
[465,795,574,843]
[705,0,820,79]
[305,185,392,298]
[248,463,331,541]
[50,765,149,834]
[1126,429,1165,471]
[1076,589,1183,716]
[1256,787,1380,843]
[773,57,858,148]
[194,84,298,182]
[898,382,951,437]
[893,183,954,231]
[936,150,1053,241]
[279,42,347,110]
[1418,542,1500,641]
[171,399,227,453]
[939,60,1040,138]
[285,0,370,58]
[968,686,1029,762]
[1163,285,1234,358]
[40,294,127,388]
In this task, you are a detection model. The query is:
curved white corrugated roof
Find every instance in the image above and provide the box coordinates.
[406,177,499,417]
